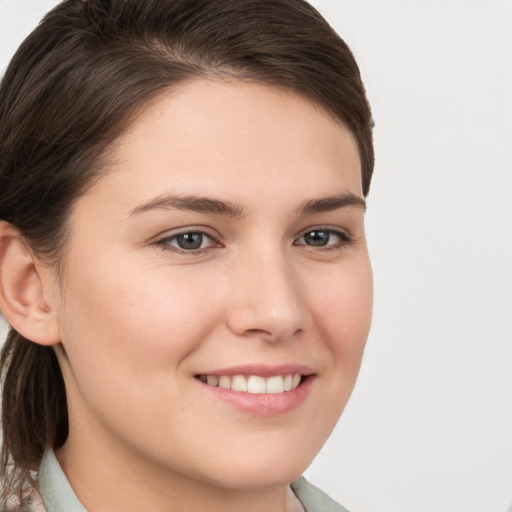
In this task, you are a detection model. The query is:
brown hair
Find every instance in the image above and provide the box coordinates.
[0,0,374,504]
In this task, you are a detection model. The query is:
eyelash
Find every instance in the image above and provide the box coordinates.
[154,227,353,254]
[294,227,354,250]
[155,228,220,254]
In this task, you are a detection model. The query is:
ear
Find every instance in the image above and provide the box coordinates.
[0,222,60,346]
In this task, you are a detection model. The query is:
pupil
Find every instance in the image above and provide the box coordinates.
[304,230,329,246]
[177,233,203,250]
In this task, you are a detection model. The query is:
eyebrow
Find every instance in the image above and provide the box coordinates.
[129,191,366,218]
[297,192,366,215]
[129,194,245,217]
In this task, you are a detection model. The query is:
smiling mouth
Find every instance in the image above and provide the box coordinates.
[195,374,304,394]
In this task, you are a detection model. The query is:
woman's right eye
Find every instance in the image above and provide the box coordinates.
[156,231,217,253]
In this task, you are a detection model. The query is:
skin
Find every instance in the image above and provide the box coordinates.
[33,80,373,511]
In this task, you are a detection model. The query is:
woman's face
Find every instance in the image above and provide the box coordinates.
[50,80,372,492]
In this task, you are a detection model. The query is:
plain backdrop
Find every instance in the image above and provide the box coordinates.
[0,1,511,511]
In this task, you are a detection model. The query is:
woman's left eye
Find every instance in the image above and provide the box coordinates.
[295,228,352,248]
[157,231,217,252]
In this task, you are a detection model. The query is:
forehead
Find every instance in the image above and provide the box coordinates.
[81,79,362,212]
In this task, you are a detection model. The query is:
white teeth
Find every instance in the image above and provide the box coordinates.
[247,375,266,394]
[266,375,284,394]
[284,374,292,392]
[200,373,303,394]
[206,375,219,386]
[218,376,231,389]
[231,375,248,392]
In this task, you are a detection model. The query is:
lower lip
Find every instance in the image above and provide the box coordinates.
[197,376,314,416]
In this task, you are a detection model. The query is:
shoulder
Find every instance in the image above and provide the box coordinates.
[291,477,351,512]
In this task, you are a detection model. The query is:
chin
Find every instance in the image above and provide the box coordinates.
[187,434,324,491]
[200,460,307,492]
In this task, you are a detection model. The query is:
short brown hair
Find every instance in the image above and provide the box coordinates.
[0,0,374,504]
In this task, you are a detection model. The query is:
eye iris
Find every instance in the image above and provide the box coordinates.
[176,233,203,250]
[304,230,329,246]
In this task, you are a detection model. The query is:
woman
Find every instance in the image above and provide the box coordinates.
[0,0,374,510]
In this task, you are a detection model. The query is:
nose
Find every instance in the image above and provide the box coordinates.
[226,248,310,343]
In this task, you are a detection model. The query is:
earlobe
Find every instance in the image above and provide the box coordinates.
[0,222,60,346]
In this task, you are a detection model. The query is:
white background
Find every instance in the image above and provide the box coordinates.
[1,1,511,511]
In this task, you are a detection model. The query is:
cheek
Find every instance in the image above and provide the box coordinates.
[293,257,372,453]
[56,251,226,400]
[65,272,219,359]
[56,258,229,447]
[307,257,373,365]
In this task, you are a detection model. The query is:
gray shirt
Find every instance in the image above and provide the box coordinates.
[37,450,350,512]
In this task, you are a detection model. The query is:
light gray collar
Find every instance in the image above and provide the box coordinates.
[38,450,87,512]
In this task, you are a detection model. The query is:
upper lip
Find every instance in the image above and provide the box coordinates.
[195,363,316,378]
